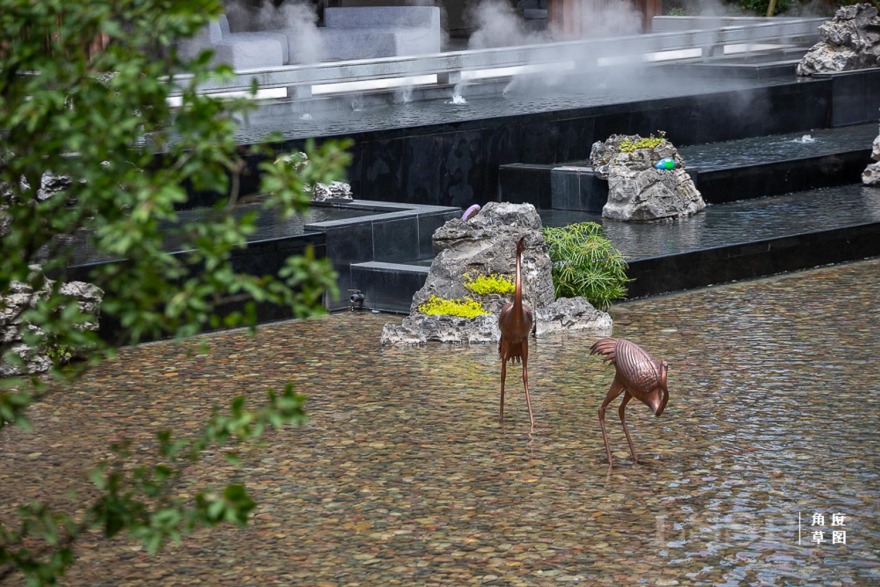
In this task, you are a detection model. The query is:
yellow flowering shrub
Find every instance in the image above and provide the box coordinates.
[418,295,489,318]
[463,272,515,296]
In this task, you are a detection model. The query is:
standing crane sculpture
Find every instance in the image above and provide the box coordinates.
[590,337,669,466]
[498,236,535,434]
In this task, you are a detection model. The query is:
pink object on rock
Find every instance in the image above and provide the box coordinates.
[462,204,481,220]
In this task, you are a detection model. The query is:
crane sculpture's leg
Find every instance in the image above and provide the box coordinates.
[521,342,535,434]
[598,378,625,466]
[618,391,638,463]
[499,357,507,425]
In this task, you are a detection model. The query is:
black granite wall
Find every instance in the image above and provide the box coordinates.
[61,232,328,342]
[193,69,879,213]
[277,78,845,211]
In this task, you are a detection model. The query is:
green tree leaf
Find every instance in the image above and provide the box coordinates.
[0,1,348,583]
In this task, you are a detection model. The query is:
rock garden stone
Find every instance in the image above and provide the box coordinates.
[534,297,613,338]
[311,180,353,201]
[864,125,880,186]
[796,4,880,76]
[275,152,353,201]
[412,201,554,314]
[381,202,612,345]
[1,279,103,376]
[589,134,705,221]
[380,314,499,345]
[2,170,104,375]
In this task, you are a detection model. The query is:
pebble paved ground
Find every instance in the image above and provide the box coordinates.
[2,259,879,586]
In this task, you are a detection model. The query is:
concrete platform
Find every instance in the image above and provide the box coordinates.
[540,183,880,298]
[503,123,877,212]
[62,199,459,328]
[352,183,880,311]
[146,40,880,318]
[306,118,880,313]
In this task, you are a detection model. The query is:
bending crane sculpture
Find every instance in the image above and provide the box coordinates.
[498,236,535,433]
[590,338,669,465]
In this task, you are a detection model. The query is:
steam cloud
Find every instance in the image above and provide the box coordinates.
[467,0,643,50]
[467,0,550,49]
[224,0,325,64]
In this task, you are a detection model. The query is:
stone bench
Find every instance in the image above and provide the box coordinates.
[318,6,442,61]
[178,14,286,70]
[181,7,441,69]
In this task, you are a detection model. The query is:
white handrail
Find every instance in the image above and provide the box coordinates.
[168,18,822,98]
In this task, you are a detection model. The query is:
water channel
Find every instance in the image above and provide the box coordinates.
[2,258,878,585]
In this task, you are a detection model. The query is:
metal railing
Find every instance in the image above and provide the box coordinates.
[168,17,823,99]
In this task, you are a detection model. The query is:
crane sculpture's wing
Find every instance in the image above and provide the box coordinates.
[590,338,662,394]
[589,337,619,364]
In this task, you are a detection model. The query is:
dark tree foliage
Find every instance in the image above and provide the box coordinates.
[0,1,349,583]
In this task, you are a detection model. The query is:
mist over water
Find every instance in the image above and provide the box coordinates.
[350,93,365,112]
[467,0,551,48]
[793,134,816,144]
[220,0,819,144]
[466,0,642,50]
[395,80,415,104]
[224,0,325,63]
[462,0,732,110]
[237,69,790,145]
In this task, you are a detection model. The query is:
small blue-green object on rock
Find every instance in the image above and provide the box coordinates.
[655,158,676,170]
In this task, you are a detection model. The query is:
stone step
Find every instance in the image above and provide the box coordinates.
[307,202,458,311]
[498,123,876,212]
[680,123,876,204]
[66,199,459,330]
[349,261,430,314]
[357,183,880,312]
[663,46,810,80]
[540,183,880,298]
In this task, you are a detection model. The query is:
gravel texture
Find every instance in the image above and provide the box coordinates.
[2,259,878,586]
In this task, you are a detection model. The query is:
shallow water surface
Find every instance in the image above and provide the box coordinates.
[541,185,880,260]
[236,68,796,144]
[2,259,878,585]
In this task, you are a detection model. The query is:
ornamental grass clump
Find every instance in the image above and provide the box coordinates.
[541,222,631,311]
[418,295,489,319]
[463,272,515,296]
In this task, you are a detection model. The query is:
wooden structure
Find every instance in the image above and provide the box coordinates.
[548,0,662,36]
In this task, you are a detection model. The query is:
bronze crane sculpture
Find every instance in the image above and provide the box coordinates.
[498,236,535,433]
[590,338,669,465]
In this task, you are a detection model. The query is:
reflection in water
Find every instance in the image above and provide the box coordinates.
[541,185,880,260]
[66,202,383,265]
[864,186,880,221]
[2,259,878,585]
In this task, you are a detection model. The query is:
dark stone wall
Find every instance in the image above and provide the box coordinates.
[192,69,880,211]
[303,80,836,210]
